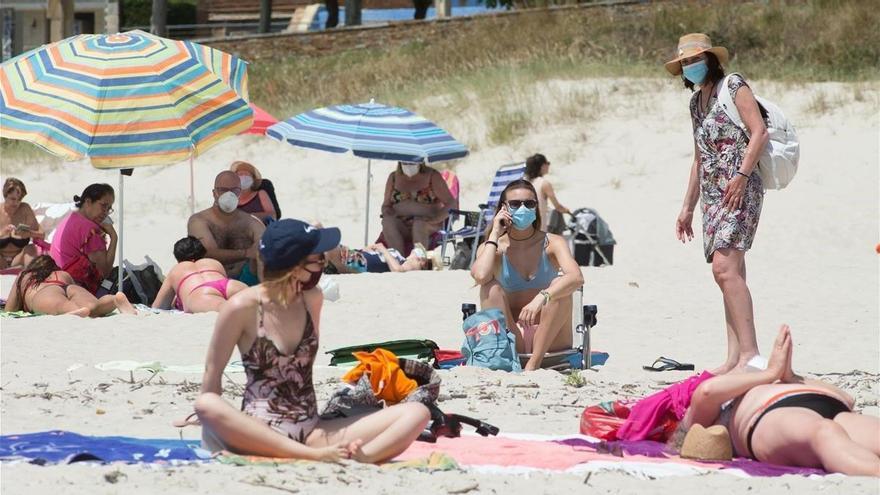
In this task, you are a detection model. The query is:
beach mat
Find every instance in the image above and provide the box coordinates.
[0,431,208,464]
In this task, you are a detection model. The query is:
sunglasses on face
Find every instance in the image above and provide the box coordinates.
[215,186,242,195]
[506,199,538,209]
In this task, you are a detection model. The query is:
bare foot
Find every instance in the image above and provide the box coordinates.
[114,292,138,315]
[65,307,91,318]
[710,360,738,375]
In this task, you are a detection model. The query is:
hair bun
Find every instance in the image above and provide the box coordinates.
[73,195,81,202]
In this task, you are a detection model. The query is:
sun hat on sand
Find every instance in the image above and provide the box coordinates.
[680,424,733,461]
[665,33,730,76]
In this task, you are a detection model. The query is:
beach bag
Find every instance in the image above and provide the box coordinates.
[717,73,800,190]
[461,308,521,372]
[580,400,631,440]
[101,257,164,305]
[62,229,102,294]
[547,210,566,235]
[326,339,440,367]
[567,208,615,267]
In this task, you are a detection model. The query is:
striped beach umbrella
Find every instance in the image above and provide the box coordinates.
[0,30,252,168]
[267,101,468,243]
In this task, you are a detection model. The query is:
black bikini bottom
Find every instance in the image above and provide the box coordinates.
[747,393,850,458]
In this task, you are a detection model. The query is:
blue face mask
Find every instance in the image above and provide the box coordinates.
[682,60,708,85]
[510,205,537,230]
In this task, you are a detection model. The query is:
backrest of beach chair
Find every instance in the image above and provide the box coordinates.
[483,162,525,221]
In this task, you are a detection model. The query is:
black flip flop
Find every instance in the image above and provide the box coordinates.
[642,356,695,372]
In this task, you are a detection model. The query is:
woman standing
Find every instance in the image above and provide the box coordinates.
[668,33,769,374]
[49,184,117,294]
[524,154,571,233]
[0,178,42,269]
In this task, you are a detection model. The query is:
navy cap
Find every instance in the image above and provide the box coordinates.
[259,219,341,271]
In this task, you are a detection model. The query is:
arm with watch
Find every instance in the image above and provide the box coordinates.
[722,83,769,211]
[469,208,511,285]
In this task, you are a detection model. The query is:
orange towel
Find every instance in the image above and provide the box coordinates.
[342,348,418,404]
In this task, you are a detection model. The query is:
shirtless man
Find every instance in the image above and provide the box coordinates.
[187,171,265,285]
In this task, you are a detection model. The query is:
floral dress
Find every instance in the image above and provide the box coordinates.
[690,74,764,262]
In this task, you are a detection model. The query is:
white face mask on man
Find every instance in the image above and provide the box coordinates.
[239,174,254,190]
[401,163,421,177]
[217,191,239,213]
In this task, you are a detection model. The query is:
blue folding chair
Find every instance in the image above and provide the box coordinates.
[438,161,526,268]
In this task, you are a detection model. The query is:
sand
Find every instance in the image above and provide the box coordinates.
[1,77,878,494]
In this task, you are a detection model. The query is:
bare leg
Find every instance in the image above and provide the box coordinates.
[752,408,880,476]
[711,248,758,371]
[12,245,38,268]
[524,282,573,371]
[30,288,89,316]
[381,215,409,254]
[835,412,880,457]
[479,280,520,351]
[411,218,440,250]
[308,403,430,463]
[113,292,137,315]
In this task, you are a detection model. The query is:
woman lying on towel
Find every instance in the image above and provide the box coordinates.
[325,242,434,274]
[153,236,248,313]
[470,179,584,371]
[673,325,880,476]
[5,255,136,317]
[194,219,430,462]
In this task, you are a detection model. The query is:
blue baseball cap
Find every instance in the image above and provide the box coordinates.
[259,219,341,271]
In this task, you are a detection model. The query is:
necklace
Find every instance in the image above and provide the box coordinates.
[700,80,717,116]
[508,228,537,242]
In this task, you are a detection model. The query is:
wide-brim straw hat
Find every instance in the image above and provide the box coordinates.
[230,161,263,190]
[664,33,729,76]
[680,424,733,461]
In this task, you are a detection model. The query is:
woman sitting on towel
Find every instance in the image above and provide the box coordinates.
[325,242,434,274]
[5,255,136,317]
[194,219,430,462]
[0,178,42,269]
[470,179,584,371]
[672,325,880,476]
[152,236,248,313]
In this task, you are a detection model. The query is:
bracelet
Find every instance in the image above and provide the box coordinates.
[539,290,551,306]
[484,240,499,248]
[736,171,751,179]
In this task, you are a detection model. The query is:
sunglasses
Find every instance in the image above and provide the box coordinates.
[506,199,538,209]
[215,186,242,195]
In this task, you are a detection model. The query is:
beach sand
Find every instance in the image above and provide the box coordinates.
[1,78,878,493]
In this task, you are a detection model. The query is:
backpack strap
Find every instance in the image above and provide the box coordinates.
[716,72,749,136]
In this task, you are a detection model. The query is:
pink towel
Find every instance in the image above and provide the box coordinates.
[616,371,714,441]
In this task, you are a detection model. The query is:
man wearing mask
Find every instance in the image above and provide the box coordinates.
[187,171,266,286]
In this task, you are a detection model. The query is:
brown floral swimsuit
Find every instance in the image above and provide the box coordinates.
[240,299,319,443]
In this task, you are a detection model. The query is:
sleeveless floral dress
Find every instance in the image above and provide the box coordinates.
[690,74,764,262]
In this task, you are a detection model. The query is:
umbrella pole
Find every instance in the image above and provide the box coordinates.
[117,170,124,292]
[189,156,196,216]
[364,159,372,245]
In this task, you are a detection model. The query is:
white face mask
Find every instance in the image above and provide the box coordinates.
[217,191,239,213]
[401,164,421,177]
[239,175,254,190]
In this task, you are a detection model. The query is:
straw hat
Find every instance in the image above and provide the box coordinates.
[680,424,733,461]
[230,161,262,190]
[664,33,729,76]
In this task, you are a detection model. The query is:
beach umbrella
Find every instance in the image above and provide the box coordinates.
[0,30,252,290]
[267,100,468,244]
[242,103,278,135]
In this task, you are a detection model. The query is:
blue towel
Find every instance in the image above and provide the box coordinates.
[0,430,209,464]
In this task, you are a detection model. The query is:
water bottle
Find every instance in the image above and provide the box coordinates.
[461,303,477,321]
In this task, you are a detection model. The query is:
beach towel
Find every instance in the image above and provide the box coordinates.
[616,371,715,441]
[0,431,208,464]
[0,310,40,318]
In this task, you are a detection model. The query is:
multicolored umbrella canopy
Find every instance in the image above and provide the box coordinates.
[0,30,252,168]
[266,101,469,163]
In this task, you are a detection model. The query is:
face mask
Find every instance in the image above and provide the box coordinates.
[301,268,323,290]
[510,204,537,230]
[239,175,254,190]
[217,191,239,213]
[682,60,708,85]
[401,164,421,177]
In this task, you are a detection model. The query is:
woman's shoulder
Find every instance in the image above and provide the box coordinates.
[724,73,750,93]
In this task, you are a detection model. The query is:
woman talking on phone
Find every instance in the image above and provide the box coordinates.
[469,180,583,371]
[49,184,117,294]
[0,178,42,269]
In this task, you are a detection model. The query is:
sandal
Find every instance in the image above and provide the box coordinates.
[642,356,695,372]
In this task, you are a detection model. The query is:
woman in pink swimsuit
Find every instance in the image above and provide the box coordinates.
[152,236,248,313]
[194,219,430,462]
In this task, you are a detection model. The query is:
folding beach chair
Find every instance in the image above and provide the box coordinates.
[461,288,599,371]
[438,161,526,268]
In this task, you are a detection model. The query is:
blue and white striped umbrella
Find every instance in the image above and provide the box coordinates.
[267,101,468,243]
[266,101,469,163]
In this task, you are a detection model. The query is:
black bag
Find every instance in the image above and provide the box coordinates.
[568,208,615,267]
[101,257,164,305]
[547,210,567,235]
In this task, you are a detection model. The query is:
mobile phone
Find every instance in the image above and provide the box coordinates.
[15,224,31,232]
[102,216,113,225]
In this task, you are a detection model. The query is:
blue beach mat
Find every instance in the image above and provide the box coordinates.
[0,431,209,464]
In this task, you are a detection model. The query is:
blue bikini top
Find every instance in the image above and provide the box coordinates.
[498,236,559,292]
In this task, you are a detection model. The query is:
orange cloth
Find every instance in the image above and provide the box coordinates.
[342,348,418,404]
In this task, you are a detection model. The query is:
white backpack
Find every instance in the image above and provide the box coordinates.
[717,73,800,190]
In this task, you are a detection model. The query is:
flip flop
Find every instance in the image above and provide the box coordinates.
[642,356,695,372]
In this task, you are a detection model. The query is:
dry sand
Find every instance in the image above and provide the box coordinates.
[1,78,878,494]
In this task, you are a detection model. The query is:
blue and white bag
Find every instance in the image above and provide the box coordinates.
[461,308,521,372]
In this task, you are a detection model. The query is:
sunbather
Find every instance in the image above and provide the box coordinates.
[5,255,136,317]
[152,236,248,313]
[672,325,880,476]
[326,242,433,273]
[194,219,430,462]
[470,179,584,371]
[1,178,42,270]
